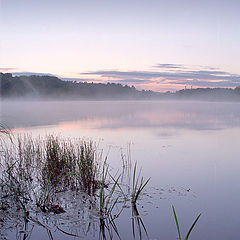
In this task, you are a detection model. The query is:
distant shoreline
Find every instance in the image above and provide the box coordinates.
[1,72,240,102]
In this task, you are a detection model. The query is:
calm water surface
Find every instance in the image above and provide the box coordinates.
[1,100,240,239]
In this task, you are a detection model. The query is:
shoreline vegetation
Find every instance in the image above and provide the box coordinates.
[1,72,240,101]
[0,132,201,239]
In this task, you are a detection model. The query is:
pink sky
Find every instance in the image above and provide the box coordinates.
[1,0,240,92]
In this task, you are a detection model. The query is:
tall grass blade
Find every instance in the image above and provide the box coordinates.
[172,205,201,240]
[41,173,52,208]
[172,205,181,240]
[132,162,137,193]
[131,162,150,205]
[134,177,150,204]
[184,213,201,240]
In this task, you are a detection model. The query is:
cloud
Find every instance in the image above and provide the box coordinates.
[153,64,184,69]
[200,66,219,70]
[83,70,239,81]
[110,79,153,84]
[61,77,102,82]
[82,70,161,78]
[3,65,240,91]
[12,72,54,76]
[81,67,240,89]
[169,80,239,88]
[153,64,220,71]
[0,67,17,71]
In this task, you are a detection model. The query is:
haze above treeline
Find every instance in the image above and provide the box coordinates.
[1,72,240,101]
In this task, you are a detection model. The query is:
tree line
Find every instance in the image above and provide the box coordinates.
[1,72,240,101]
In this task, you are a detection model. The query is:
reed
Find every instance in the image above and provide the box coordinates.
[77,140,99,195]
[172,205,201,240]
[99,164,121,218]
[0,134,102,214]
[131,162,150,205]
[41,135,100,194]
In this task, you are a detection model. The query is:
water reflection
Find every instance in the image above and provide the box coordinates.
[132,205,148,240]
[0,134,150,240]
[1,100,240,239]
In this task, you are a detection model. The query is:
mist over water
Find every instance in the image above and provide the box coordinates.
[2,100,240,130]
[1,100,240,239]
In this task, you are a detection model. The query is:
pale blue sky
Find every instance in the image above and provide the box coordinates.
[1,0,240,91]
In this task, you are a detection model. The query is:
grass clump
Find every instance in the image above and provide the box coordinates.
[77,141,99,195]
[0,134,102,213]
[42,135,100,195]
[43,135,77,191]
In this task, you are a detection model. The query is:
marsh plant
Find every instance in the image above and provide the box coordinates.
[0,133,136,239]
[0,135,38,214]
[0,132,201,240]
[131,162,150,206]
[42,135,100,194]
[99,164,122,218]
[0,134,102,213]
[172,205,201,240]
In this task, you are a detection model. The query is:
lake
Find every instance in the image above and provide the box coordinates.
[1,100,240,240]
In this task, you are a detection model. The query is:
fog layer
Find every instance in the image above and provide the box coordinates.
[1,100,240,131]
